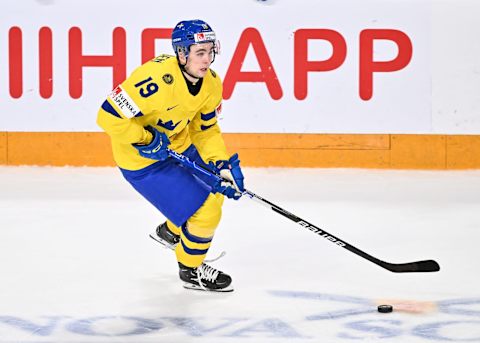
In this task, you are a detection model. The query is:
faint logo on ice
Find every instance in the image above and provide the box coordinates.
[0,292,479,341]
[269,291,480,341]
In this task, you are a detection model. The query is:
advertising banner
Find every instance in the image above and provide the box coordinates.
[1,0,431,133]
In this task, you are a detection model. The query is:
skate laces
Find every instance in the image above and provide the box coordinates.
[196,264,220,290]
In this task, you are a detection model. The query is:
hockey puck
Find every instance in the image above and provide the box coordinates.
[378,304,393,313]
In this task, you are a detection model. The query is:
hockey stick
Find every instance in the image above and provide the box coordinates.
[168,149,440,273]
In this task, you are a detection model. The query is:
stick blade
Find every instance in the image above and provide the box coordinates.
[384,259,440,273]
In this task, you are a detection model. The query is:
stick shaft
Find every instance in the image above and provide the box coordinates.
[167,149,440,273]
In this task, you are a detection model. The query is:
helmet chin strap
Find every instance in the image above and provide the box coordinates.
[178,59,201,83]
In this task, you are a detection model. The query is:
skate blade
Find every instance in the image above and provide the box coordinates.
[183,283,234,293]
[149,233,177,251]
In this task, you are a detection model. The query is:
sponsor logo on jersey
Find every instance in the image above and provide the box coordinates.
[194,31,216,43]
[162,73,174,84]
[215,102,222,115]
[108,86,141,119]
[152,54,171,63]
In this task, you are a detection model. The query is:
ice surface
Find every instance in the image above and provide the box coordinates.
[0,166,479,342]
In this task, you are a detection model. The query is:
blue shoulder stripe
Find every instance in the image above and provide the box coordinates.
[201,122,216,131]
[201,110,216,121]
[101,100,121,118]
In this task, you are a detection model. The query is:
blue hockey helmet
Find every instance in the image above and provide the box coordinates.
[172,19,219,59]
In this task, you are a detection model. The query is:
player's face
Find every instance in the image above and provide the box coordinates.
[184,42,215,78]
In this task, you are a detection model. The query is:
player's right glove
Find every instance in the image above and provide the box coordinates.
[209,153,245,200]
[132,126,170,161]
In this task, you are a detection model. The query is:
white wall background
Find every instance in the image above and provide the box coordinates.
[0,0,479,134]
[432,0,480,134]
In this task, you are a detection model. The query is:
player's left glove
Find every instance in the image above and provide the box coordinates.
[210,153,245,200]
[132,126,170,161]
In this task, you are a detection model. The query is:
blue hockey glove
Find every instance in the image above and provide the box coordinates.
[132,126,170,161]
[209,153,245,200]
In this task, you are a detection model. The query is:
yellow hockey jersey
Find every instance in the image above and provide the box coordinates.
[97,54,228,171]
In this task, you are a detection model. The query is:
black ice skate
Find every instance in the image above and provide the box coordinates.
[179,262,233,292]
[149,222,180,250]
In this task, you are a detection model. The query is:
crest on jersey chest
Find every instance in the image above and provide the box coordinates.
[157,118,182,131]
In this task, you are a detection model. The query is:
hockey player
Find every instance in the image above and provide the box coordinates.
[96,19,244,292]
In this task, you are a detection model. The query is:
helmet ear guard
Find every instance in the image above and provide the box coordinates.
[174,45,188,58]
